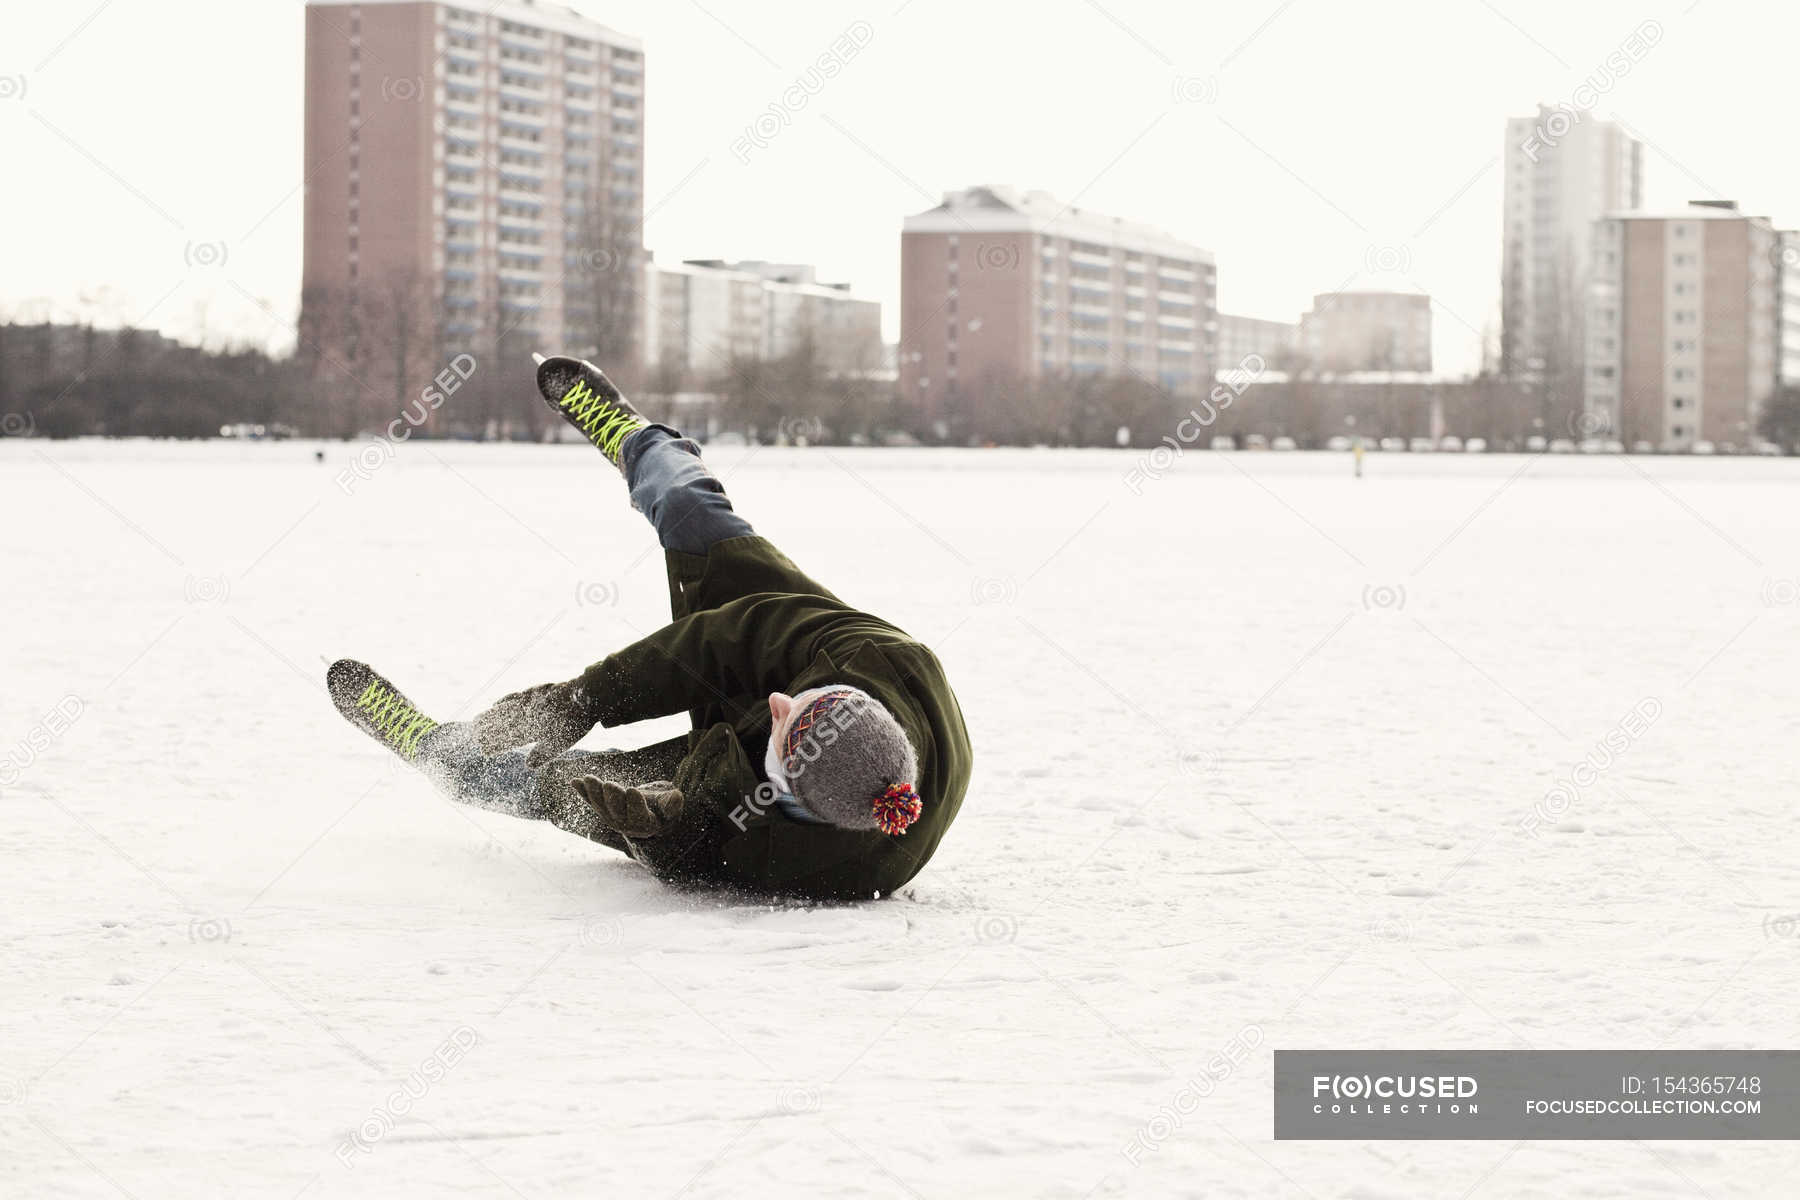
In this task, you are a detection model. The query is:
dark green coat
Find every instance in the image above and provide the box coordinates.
[578,535,972,901]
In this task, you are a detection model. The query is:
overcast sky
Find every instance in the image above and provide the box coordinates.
[3,0,1792,375]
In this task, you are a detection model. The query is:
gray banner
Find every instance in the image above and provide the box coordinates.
[1275,1051,1800,1139]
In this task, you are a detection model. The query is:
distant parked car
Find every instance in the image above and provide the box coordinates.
[1244,434,1269,451]
[1692,440,1717,455]
[1408,437,1435,453]
[1210,435,1235,451]
[1755,440,1786,456]
[1603,439,1625,454]
[1380,437,1407,452]
[1439,435,1464,452]
[1326,435,1354,452]
[1271,436,1298,451]
[1631,440,1655,454]
[1577,438,1605,454]
[1465,437,1488,453]
[1549,438,1576,453]
[1526,435,1548,452]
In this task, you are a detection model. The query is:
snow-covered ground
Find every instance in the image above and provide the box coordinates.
[4,438,1799,1198]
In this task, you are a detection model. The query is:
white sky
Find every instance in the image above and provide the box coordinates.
[2,0,1791,375]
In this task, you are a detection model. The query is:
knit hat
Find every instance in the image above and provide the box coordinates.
[763,685,923,835]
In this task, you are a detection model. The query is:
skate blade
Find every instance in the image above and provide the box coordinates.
[532,352,547,366]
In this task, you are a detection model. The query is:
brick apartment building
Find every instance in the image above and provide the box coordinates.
[301,0,645,425]
[899,186,1216,426]
[1585,201,1781,449]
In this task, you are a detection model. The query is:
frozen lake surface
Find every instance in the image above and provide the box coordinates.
[4,439,1799,1197]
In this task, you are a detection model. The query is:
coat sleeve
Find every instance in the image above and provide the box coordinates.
[577,594,855,727]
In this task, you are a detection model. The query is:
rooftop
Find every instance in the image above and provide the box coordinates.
[904,185,1214,263]
[308,0,644,49]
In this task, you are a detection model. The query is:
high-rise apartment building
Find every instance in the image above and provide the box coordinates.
[1780,230,1800,390]
[642,260,883,382]
[1585,201,1779,449]
[1501,108,1642,381]
[1299,291,1432,373]
[302,0,645,426]
[899,186,1216,424]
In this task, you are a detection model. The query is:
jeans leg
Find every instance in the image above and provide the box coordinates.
[621,425,754,556]
[414,724,687,855]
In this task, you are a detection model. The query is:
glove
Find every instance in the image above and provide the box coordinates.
[472,679,597,768]
[571,777,686,839]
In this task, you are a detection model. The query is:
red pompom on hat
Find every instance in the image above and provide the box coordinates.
[872,782,923,836]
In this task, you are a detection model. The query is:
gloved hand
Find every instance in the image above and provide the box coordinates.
[472,679,597,768]
[572,777,686,839]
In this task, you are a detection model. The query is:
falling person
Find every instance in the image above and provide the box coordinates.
[327,354,972,901]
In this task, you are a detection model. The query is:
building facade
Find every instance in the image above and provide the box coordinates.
[1501,108,1642,381]
[1584,201,1780,449]
[1780,230,1800,390]
[899,186,1216,424]
[302,0,645,426]
[642,260,883,384]
[1216,313,1298,370]
[1299,291,1432,373]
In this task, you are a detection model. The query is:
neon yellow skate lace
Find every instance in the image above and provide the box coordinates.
[560,380,644,461]
[356,680,438,759]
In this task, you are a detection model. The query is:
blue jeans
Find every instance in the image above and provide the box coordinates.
[622,425,754,555]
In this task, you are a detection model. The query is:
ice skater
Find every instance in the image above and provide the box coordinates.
[327,354,972,901]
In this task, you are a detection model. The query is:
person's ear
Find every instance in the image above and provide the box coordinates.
[768,692,794,727]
